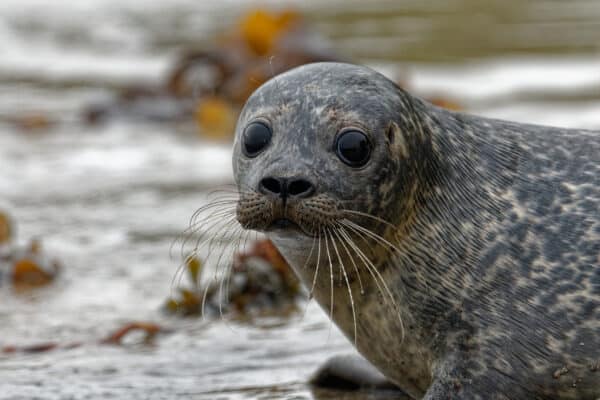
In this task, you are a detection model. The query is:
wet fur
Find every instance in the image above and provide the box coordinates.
[232,62,600,399]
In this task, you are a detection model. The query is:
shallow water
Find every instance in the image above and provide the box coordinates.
[1,1,599,399]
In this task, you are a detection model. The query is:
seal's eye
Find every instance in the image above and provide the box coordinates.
[242,121,272,157]
[335,130,371,167]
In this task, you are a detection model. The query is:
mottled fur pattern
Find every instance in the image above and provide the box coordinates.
[232,62,599,399]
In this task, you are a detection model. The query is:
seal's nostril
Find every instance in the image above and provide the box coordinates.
[259,177,282,195]
[288,179,315,198]
[259,177,314,199]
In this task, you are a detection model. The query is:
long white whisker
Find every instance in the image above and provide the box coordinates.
[332,227,364,295]
[308,229,322,300]
[340,219,402,254]
[201,224,244,318]
[218,226,246,321]
[340,208,398,232]
[329,226,357,345]
[182,219,238,293]
[341,219,433,292]
[324,229,335,341]
[189,199,238,225]
[170,202,237,259]
[337,226,405,344]
[177,208,237,260]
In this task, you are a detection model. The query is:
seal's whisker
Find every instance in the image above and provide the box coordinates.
[340,208,399,233]
[191,207,239,240]
[323,227,335,341]
[329,226,358,345]
[340,219,402,255]
[302,231,317,272]
[200,223,245,317]
[308,229,322,301]
[340,213,435,289]
[190,200,238,227]
[203,188,243,197]
[182,216,240,298]
[190,193,239,214]
[172,228,228,296]
[188,207,237,234]
[203,183,253,197]
[342,227,405,343]
[200,267,214,317]
[341,219,433,292]
[195,192,241,203]
[188,214,239,263]
[300,233,318,321]
[206,222,243,285]
[224,226,257,312]
[194,196,241,210]
[218,225,247,320]
[188,209,237,239]
[338,227,405,343]
[336,227,383,298]
[222,182,257,196]
[332,226,364,295]
[196,225,244,330]
[170,213,238,296]
[169,202,238,260]
[181,205,238,257]
[169,253,196,301]
[337,226,405,344]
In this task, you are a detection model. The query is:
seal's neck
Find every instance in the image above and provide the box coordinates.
[393,101,522,328]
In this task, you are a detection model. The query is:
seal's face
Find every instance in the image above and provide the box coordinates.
[233,62,420,245]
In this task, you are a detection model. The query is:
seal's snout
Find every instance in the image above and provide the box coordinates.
[258,176,316,200]
[236,185,342,237]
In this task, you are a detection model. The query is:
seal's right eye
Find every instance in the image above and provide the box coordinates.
[242,121,272,158]
[335,130,371,167]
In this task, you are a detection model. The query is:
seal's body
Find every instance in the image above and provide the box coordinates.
[232,63,599,399]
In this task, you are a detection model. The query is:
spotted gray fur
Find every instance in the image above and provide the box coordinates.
[232,62,600,399]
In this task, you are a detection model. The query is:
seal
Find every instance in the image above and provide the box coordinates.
[231,62,600,399]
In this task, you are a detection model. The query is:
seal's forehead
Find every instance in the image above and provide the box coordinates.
[240,62,400,122]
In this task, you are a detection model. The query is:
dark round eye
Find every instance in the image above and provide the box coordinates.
[335,130,371,167]
[242,121,272,157]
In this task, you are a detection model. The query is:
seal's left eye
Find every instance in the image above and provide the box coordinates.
[335,130,371,167]
[242,122,272,157]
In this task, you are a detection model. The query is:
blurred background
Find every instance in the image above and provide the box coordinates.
[0,1,599,399]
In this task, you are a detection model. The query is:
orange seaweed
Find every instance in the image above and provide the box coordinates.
[239,10,300,56]
[11,258,54,287]
[429,97,463,111]
[0,211,11,244]
[10,113,56,132]
[194,97,236,139]
[102,322,163,345]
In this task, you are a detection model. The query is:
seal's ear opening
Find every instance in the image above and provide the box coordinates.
[386,121,395,145]
[386,121,408,159]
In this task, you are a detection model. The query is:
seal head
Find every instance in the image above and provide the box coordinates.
[233,62,426,242]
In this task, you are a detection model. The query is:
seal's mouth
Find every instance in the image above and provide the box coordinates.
[236,192,342,237]
[267,218,301,231]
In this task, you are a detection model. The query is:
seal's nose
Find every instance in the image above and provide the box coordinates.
[259,177,315,199]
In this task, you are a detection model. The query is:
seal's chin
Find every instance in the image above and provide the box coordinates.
[266,219,314,249]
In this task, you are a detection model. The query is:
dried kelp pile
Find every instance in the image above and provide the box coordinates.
[0,210,60,290]
[165,240,301,319]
